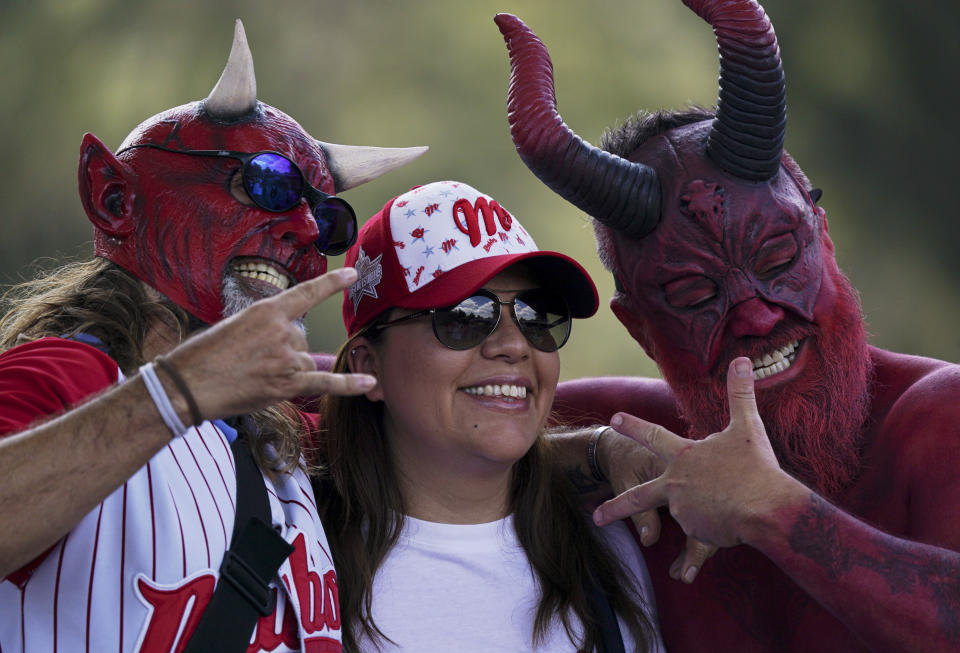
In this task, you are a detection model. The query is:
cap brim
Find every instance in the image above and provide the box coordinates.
[395,251,598,318]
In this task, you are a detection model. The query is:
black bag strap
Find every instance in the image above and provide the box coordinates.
[183,431,295,653]
[587,575,626,653]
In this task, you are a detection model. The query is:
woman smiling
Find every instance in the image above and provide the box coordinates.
[314,181,664,652]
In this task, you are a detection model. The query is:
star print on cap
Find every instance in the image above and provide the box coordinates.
[342,180,598,335]
[348,247,383,313]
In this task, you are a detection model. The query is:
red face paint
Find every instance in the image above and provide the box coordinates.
[612,121,873,496]
[95,102,328,325]
[614,121,824,375]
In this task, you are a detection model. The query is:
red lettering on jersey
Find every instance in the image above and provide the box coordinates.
[483,238,498,252]
[424,203,440,216]
[402,266,411,277]
[410,227,425,241]
[452,198,513,247]
[498,232,509,242]
[136,574,215,653]
[288,533,342,633]
[413,266,425,285]
[431,268,443,280]
[395,200,408,207]
[393,240,406,249]
[440,238,459,254]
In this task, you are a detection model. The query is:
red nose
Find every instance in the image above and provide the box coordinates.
[269,206,320,249]
[727,297,784,338]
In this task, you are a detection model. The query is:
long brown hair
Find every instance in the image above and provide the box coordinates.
[314,327,656,652]
[0,256,305,473]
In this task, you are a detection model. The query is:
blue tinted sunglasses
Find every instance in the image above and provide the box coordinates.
[116,143,358,255]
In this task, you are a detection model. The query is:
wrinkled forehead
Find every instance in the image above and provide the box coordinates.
[628,120,816,259]
[119,101,332,189]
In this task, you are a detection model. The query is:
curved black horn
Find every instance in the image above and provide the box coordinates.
[495,14,661,239]
[685,0,786,180]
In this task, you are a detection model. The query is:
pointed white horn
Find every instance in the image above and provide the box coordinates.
[318,142,428,192]
[205,19,257,119]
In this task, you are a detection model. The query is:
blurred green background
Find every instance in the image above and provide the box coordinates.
[2,0,958,381]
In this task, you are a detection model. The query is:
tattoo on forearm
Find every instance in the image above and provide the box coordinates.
[564,464,601,495]
[787,493,960,645]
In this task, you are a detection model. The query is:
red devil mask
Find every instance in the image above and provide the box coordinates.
[612,120,824,371]
[496,1,834,373]
[78,20,427,325]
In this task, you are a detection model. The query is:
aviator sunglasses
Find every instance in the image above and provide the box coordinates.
[371,288,573,352]
[116,143,358,255]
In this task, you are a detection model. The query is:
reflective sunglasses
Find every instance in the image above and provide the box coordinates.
[116,143,358,255]
[372,288,572,352]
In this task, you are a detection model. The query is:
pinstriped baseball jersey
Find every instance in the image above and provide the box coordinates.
[0,338,342,652]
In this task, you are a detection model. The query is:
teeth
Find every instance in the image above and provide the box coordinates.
[750,340,799,380]
[463,384,528,399]
[233,262,290,290]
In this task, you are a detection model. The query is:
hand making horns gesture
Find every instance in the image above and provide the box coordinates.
[594,357,793,550]
[165,267,376,423]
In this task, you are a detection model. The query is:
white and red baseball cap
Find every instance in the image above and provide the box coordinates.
[343,180,599,335]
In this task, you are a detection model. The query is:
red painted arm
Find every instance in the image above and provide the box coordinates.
[554,375,681,432]
[746,364,960,652]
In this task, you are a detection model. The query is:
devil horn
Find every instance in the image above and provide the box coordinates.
[318,142,429,193]
[495,14,660,239]
[684,0,786,180]
[205,19,257,119]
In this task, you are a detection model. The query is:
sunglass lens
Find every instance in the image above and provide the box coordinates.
[244,153,303,212]
[433,295,499,350]
[514,290,571,352]
[312,198,358,255]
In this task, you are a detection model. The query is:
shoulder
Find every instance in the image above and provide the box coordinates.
[0,336,119,435]
[868,350,960,530]
[872,348,960,438]
[554,376,681,431]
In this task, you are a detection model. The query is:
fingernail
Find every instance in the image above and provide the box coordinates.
[592,509,604,525]
[338,267,358,282]
[355,375,376,390]
[734,358,752,378]
[640,526,649,545]
[610,414,623,427]
[683,566,698,583]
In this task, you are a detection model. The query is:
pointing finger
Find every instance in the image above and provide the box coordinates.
[298,370,376,397]
[609,412,686,461]
[726,357,761,429]
[593,478,666,527]
[272,267,358,321]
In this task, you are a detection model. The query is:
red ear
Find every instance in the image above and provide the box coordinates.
[78,133,138,237]
[610,295,657,360]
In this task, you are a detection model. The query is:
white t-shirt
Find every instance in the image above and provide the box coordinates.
[357,514,666,652]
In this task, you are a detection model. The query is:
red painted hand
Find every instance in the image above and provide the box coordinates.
[594,357,795,550]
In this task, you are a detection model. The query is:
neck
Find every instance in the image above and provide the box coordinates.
[391,444,514,524]
[139,282,187,362]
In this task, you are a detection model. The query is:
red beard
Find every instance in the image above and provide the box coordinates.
[659,273,873,500]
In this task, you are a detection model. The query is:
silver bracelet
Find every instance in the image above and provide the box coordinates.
[140,362,189,438]
[587,426,611,483]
